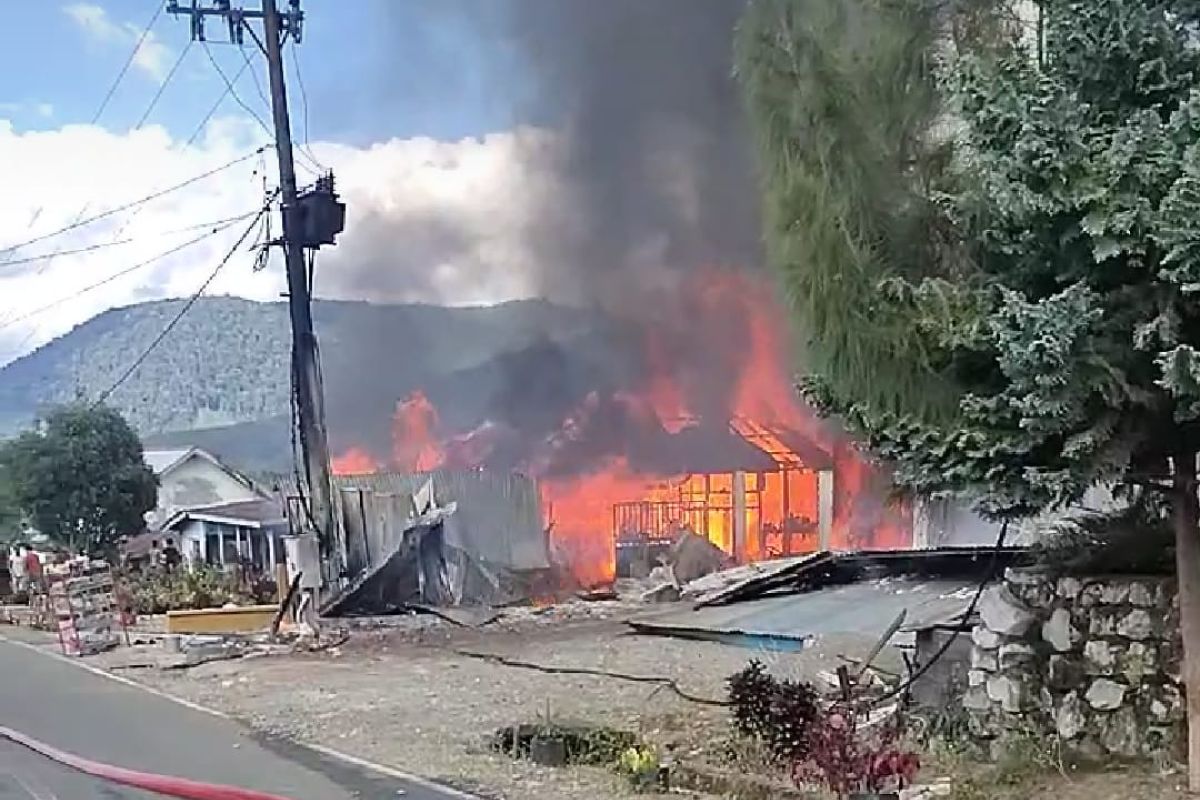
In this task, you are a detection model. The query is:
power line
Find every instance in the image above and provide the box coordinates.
[202,40,275,141]
[288,37,325,173]
[207,40,320,176]
[0,209,263,270]
[1,235,139,269]
[182,55,252,147]
[1,2,170,266]
[103,59,257,248]
[0,147,267,255]
[134,38,194,129]
[92,1,167,125]
[0,214,254,332]
[238,42,323,176]
[91,197,274,408]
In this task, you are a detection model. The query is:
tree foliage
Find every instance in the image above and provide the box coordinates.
[741,0,1200,520]
[735,0,985,418]
[0,404,157,556]
[0,462,21,543]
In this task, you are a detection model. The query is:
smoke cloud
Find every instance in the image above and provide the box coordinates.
[319,0,767,460]
[498,0,761,303]
[368,0,761,308]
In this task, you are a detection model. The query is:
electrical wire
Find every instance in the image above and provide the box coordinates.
[223,39,322,176]
[869,520,1012,708]
[0,147,268,256]
[1,50,262,346]
[0,236,140,269]
[91,1,167,126]
[0,213,256,332]
[202,40,276,143]
[182,56,253,147]
[0,211,246,269]
[288,38,325,172]
[103,58,257,247]
[1,1,168,265]
[91,195,275,408]
[449,648,729,707]
[134,38,194,129]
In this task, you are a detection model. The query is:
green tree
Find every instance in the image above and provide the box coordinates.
[740,0,1200,784]
[0,404,157,558]
[0,462,21,543]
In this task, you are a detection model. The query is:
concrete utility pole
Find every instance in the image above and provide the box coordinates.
[167,1,344,584]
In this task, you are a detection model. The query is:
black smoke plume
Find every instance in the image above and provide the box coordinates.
[496,0,760,301]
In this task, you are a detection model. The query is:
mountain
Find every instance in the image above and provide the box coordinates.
[0,295,604,471]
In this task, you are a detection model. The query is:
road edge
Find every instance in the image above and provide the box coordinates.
[0,631,481,800]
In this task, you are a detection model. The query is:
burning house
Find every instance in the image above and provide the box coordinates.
[328,270,912,591]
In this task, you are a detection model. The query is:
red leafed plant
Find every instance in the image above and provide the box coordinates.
[793,700,919,798]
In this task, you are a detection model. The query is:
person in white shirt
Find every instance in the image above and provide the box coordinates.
[8,545,27,594]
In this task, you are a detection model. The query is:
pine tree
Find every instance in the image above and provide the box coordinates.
[740,0,1200,783]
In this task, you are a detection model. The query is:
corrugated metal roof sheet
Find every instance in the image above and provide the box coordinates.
[630,578,977,650]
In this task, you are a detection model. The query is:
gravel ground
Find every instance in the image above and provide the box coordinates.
[81,610,881,800]
[5,611,1190,799]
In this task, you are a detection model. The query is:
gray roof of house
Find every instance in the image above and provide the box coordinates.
[162,498,286,530]
[143,448,192,474]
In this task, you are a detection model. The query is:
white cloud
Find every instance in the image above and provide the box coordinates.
[0,118,563,365]
[0,101,55,119]
[64,3,172,82]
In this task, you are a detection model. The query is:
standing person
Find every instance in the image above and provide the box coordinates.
[22,546,48,628]
[161,540,181,572]
[23,546,42,584]
[8,545,27,597]
[24,547,45,605]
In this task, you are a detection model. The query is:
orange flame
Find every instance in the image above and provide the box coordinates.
[331,447,378,476]
[391,391,445,473]
[330,268,911,585]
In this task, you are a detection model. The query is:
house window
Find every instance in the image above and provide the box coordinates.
[222,530,240,565]
[205,534,220,566]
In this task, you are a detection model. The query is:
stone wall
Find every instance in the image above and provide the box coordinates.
[962,568,1183,758]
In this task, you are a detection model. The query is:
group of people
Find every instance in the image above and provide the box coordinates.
[6,543,43,597]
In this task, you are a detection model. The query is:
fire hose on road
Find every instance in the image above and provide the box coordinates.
[0,725,296,800]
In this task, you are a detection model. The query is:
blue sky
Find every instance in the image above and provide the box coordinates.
[0,0,529,145]
[0,1,566,365]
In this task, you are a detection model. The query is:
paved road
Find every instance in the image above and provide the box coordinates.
[0,635,467,799]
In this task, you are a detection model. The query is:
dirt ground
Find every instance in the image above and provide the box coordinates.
[7,606,1194,800]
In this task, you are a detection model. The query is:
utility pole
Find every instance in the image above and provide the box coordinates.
[168,1,345,590]
[258,0,335,564]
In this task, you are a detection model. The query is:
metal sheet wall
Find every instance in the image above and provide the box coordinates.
[334,470,549,573]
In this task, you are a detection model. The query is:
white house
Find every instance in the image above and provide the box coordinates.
[143,447,265,530]
[913,485,1122,549]
[160,498,287,573]
[143,447,286,574]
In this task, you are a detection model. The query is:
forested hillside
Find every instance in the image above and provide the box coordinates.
[0,296,596,445]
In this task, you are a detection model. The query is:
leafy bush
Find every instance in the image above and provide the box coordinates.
[794,700,919,798]
[729,662,920,797]
[121,566,275,614]
[729,660,777,738]
[728,660,820,761]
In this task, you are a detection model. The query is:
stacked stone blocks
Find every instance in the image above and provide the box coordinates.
[962,568,1182,759]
